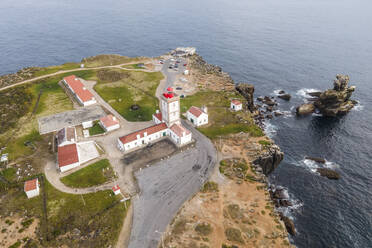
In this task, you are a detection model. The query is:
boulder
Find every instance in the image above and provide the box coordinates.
[236,83,255,112]
[305,156,326,164]
[313,75,357,116]
[274,111,283,117]
[266,106,273,112]
[316,168,340,180]
[296,103,315,115]
[278,90,285,94]
[280,215,296,236]
[266,114,273,119]
[253,144,284,175]
[130,104,140,110]
[257,97,264,102]
[278,94,291,101]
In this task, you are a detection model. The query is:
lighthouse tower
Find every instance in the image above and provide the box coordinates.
[161,88,180,127]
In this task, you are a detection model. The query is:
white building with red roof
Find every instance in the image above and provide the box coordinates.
[117,123,168,151]
[24,178,40,198]
[57,143,80,172]
[112,185,121,195]
[230,99,243,111]
[63,75,97,106]
[169,123,192,145]
[117,89,193,152]
[99,114,120,132]
[56,127,77,147]
[186,106,208,127]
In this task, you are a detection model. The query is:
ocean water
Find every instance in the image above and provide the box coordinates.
[1,0,372,247]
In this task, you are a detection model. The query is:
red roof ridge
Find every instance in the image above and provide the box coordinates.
[24,178,38,192]
[119,123,167,144]
[58,143,79,167]
[63,75,94,103]
[170,123,191,137]
[188,106,205,117]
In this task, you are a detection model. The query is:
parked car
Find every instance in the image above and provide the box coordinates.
[169,66,173,69]
[176,87,182,90]
[183,63,187,66]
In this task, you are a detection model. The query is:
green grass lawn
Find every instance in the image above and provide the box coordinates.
[60,159,115,188]
[33,63,80,77]
[0,70,95,161]
[82,54,143,68]
[94,69,163,121]
[89,121,105,136]
[122,63,144,69]
[0,175,129,247]
[180,90,263,139]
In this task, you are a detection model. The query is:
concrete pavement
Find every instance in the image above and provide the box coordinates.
[128,120,216,248]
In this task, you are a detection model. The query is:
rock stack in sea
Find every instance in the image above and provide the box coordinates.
[296,74,357,116]
[235,83,255,112]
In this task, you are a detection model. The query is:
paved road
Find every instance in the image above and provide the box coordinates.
[128,120,216,248]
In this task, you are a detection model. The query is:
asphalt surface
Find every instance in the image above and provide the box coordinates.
[128,120,217,248]
[160,58,186,91]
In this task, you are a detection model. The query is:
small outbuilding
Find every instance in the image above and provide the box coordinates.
[112,185,121,195]
[231,99,243,111]
[24,178,40,198]
[99,115,120,132]
[186,106,208,127]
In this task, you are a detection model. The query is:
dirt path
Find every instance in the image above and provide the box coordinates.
[116,203,133,248]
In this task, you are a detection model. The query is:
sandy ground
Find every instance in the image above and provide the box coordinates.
[162,134,292,248]
[0,215,39,247]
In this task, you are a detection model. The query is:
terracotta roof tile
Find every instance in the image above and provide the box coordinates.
[100,115,119,128]
[64,75,94,103]
[58,143,79,167]
[24,179,38,192]
[112,185,120,191]
[119,123,167,144]
[153,112,162,122]
[188,106,204,118]
[231,99,242,105]
[170,123,191,137]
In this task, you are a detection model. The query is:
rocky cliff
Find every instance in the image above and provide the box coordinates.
[235,83,255,112]
[252,144,284,175]
[296,74,357,116]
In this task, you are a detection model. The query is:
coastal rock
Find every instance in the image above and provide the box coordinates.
[236,83,255,112]
[266,106,273,112]
[278,90,285,94]
[317,168,340,180]
[274,111,283,117]
[305,156,326,164]
[278,93,291,101]
[296,103,315,115]
[266,114,273,119]
[280,214,296,236]
[313,74,357,116]
[257,97,264,102]
[308,92,322,97]
[253,144,284,175]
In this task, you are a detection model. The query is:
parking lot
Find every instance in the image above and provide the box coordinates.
[38,105,107,134]
[123,139,178,169]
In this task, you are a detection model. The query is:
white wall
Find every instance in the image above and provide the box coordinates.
[59,162,80,173]
[118,129,168,152]
[187,112,208,127]
[231,103,242,111]
[169,128,192,145]
[26,188,39,198]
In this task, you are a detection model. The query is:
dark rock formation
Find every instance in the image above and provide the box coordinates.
[317,168,340,180]
[311,75,356,116]
[295,75,357,117]
[280,214,296,236]
[266,106,273,112]
[305,156,326,164]
[278,93,291,101]
[266,114,273,119]
[296,103,315,115]
[253,144,284,175]
[274,111,283,117]
[278,90,285,94]
[236,83,255,112]
[257,97,264,102]
[308,92,322,97]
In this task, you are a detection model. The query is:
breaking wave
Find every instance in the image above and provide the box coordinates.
[263,121,277,138]
[294,158,340,174]
[296,88,320,102]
